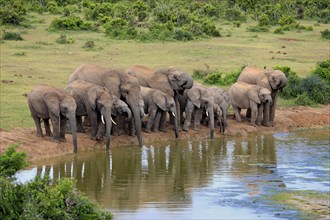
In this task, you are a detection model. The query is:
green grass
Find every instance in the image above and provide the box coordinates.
[0,13,329,130]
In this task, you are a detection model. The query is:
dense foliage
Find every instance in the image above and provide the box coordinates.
[1,0,329,41]
[0,145,113,219]
[275,60,330,105]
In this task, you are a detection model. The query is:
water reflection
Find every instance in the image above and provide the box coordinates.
[30,134,281,211]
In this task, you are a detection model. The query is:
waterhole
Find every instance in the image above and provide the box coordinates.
[16,129,330,219]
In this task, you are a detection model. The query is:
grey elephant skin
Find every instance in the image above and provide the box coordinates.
[127,65,194,131]
[68,64,143,147]
[28,84,78,153]
[237,66,287,126]
[110,95,133,136]
[65,80,113,150]
[181,85,215,139]
[140,86,178,138]
[208,87,230,133]
[228,81,273,126]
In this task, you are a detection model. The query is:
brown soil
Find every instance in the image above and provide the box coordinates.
[0,105,329,163]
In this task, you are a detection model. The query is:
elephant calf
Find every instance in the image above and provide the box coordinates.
[65,80,114,149]
[228,82,273,126]
[140,86,178,138]
[28,84,78,153]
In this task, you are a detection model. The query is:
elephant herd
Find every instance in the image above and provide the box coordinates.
[27,64,287,153]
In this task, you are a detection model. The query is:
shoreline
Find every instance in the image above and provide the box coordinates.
[0,105,329,163]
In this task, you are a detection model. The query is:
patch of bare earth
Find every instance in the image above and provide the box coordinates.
[0,105,329,163]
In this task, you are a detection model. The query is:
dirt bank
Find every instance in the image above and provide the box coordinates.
[0,105,329,163]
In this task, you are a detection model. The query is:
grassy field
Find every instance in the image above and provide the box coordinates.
[1,13,329,131]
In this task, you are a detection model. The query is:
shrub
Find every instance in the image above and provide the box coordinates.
[49,15,97,31]
[224,8,246,21]
[103,18,137,39]
[301,75,330,104]
[274,27,284,34]
[83,40,95,49]
[247,25,270,32]
[295,92,315,106]
[46,1,62,14]
[312,60,330,81]
[258,14,270,27]
[0,144,27,178]
[55,34,74,44]
[2,31,23,41]
[204,72,222,85]
[173,27,194,41]
[274,66,303,99]
[320,29,330,39]
[0,1,27,25]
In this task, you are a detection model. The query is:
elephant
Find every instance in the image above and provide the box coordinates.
[64,80,114,150]
[228,81,273,126]
[181,85,215,139]
[127,65,194,131]
[110,95,133,136]
[208,87,231,132]
[237,66,287,126]
[140,86,178,138]
[68,64,143,147]
[28,84,78,153]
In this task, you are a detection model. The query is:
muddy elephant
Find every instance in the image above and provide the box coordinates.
[181,85,215,139]
[209,87,231,133]
[228,81,273,126]
[68,64,143,147]
[140,86,178,138]
[237,66,287,126]
[65,80,115,149]
[127,65,194,131]
[28,84,78,153]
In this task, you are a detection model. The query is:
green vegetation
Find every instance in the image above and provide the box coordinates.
[0,1,329,130]
[0,145,113,219]
[2,31,23,41]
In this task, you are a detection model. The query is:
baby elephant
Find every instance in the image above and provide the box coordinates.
[140,86,178,138]
[28,84,78,153]
[228,82,272,126]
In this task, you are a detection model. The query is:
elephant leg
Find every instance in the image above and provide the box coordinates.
[76,115,85,133]
[118,115,126,135]
[159,111,167,132]
[83,116,91,127]
[256,104,263,125]
[59,116,67,142]
[129,117,136,136]
[44,119,52,137]
[153,111,162,132]
[183,101,194,132]
[262,101,271,127]
[50,114,60,142]
[146,109,157,133]
[111,116,119,136]
[32,115,43,137]
[96,122,105,140]
[193,108,201,131]
[233,106,242,122]
[250,105,258,126]
[89,111,98,140]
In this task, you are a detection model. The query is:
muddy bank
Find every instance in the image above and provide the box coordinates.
[0,105,329,162]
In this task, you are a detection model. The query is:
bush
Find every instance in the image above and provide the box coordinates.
[83,40,95,49]
[274,66,303,99]
[2,31,23,41]
[258,14,270,27]
[295,92,315,106]
[0,1,27,25]
[55,34,74,44]
[320,29,330,39]
[274,27,284,34]
[103,18,137,39]
[224,8,246,21]
[49,15,97,31]
[204,72,222,85]
[301,75,330,104]
[312,60,330,81]
[0,146,113,219]
[247,25,270,32]
[173,27,194,41]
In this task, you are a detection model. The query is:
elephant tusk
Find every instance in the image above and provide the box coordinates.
[206,111,209,117]
[110,116,116,125]
[101,115,105,124]
[172,112,176,117]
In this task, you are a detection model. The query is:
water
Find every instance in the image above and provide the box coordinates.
[16,129,330,219]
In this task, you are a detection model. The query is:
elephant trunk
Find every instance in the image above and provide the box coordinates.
[127,100,143,147]
[172,110,179,139]
[182,73,194,90]
[68,115,78,153]
[207,106,214,139]
[101,109,112,150]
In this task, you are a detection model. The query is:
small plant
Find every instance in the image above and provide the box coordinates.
[55,34,74,44]
[320,29,330,39]
[274,27,284,34]
[0,144,28,178]
[233,21,241,28]
[83,40,95,49]
[2,31,23,41]
[295,92,315,106]
[247,25,270,32]
[13,52,26,56]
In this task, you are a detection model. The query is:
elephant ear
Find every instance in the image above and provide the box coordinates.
[111,95,120,116]
[148,69,174,96]
[256,70,273,91]
[187,87,201,108]
[247,87,261,104]
[87,87,98,110]
[44,92,60,117]
[152,92,167,111]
